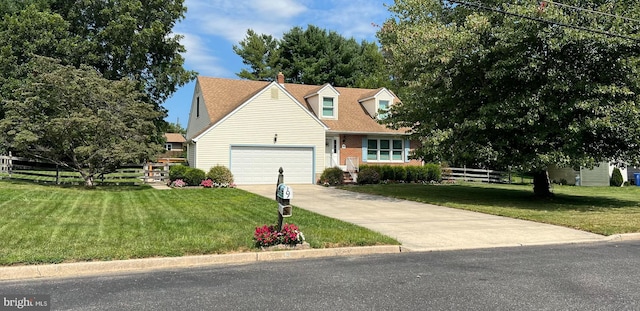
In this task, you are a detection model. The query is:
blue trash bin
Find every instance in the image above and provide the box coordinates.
[634,173,640,186]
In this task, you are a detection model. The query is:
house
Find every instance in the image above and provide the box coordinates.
[185,73,421,184]
[548,162,628,186]
[157,133,186,160]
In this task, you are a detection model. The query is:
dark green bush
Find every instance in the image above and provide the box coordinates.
[380,165,395,181]
[357,167,380,185]
[169,165,188,181]
[405,166,420,182]
[319,167,345,186]
[424,163,442,182]
[207,165,234,186]
[610,167,624,187]
[393,166,407,182]
[184,167,206,186]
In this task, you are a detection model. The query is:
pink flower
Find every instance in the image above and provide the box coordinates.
[200,179,214,188]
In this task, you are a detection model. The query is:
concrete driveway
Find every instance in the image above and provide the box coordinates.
[239,184,605,251]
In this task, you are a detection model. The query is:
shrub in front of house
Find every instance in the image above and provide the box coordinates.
[405,166,423,182]
[357,167,381,185]
[184,167,206,186]
[169,164,188,182]
[206,165,234,187]
[424,163,442,182]
[380,165,395,181]
[610,167,624,187]
[393,166,407,182]
[319,167,344,186]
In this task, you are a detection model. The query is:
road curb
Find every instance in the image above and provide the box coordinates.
[0,245,402,281]
[603,232,640,242]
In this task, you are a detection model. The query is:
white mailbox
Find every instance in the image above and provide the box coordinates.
[278,203,292,217]
[277,184,293,199]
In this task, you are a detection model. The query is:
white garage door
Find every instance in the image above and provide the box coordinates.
[230,146,314,184]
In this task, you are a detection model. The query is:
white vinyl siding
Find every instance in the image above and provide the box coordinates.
[192,85,325,181]
[186,84,211,140]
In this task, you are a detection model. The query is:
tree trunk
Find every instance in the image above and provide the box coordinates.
[533,170,552,197]
[84,175,95,188]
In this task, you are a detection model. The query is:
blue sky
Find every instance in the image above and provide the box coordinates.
[165,0,394,127]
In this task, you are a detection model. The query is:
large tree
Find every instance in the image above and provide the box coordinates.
[0,57,164,187]
[234,25,392,88]
[378,0,640,196]
[0,1,196,153]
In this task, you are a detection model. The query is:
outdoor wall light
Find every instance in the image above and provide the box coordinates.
[274,134,278,143]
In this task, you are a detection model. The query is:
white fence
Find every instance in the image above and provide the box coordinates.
[442,166,507,183]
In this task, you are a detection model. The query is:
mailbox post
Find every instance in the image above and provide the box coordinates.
[275,167,293,230]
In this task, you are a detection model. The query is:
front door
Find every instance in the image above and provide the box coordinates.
[325,137,339,167]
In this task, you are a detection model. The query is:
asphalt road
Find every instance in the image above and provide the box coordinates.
[1,241,639,311]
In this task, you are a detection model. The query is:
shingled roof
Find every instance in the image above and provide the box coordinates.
[164,133,186,143]
[197,76,406,135]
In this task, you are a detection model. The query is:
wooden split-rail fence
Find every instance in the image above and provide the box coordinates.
[441,166,509,183]
[1,153,172,184]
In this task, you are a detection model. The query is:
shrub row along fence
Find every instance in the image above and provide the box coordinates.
[356,164,442,185]
[0,154,170,185]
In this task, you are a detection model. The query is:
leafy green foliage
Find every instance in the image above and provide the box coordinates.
[424,163,442,182]
[234,25,391,88]
[378,0,640,196]
[206,165,234,186]
[359,164,441,183]
[393,166,407,182]
[319,167,344,186]
[165,122,186,135]
[169,165,189,182]
[610,167,624,187]
[0,57,163,187]
[183,167,206,186]
[0,0,196,153]
[357,167,381,185]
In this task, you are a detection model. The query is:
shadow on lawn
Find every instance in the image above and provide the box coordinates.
[345,183,638,212]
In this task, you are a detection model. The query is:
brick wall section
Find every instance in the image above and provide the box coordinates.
[338,134,422,167]
[339,134,364,166]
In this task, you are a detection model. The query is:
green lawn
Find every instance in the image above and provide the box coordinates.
[0,180,398,266]
[340,182,640,236]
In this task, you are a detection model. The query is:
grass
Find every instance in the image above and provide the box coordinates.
[340,182,640,236]
[0,180,398,266]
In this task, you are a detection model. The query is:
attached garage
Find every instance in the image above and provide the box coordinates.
[230,146,315,184]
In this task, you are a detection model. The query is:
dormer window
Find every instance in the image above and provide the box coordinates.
[322,97,335,117]
[378,100,390,119]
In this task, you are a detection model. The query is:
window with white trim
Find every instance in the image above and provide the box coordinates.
[367,139,404,161]
[322,97,335,117]
[165,144,172,151]
[378,100,390,120]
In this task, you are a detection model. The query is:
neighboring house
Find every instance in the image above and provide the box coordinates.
[157,133,186,160]
[186,73,421,184]
[548,162,628,186]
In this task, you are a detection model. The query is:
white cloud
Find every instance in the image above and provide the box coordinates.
[185,0,308,43]
[177,32,230,77]
[311,0,389,41]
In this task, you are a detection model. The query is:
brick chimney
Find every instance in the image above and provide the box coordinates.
[277,72,285,85]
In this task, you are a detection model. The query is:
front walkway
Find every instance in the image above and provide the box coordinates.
[238,184,604,251]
